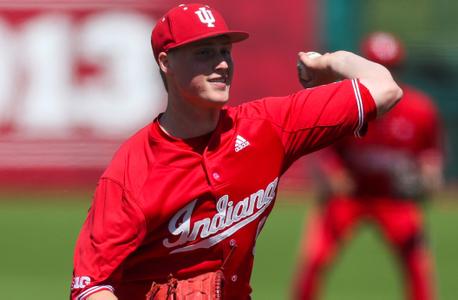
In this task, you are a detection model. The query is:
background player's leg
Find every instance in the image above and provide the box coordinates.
[375,199,435,300]
[293,197,361,300]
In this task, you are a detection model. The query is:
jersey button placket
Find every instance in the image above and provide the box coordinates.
[212,172,221,181]
[201,153,222,186]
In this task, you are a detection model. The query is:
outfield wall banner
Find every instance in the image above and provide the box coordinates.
[0,0,317,187]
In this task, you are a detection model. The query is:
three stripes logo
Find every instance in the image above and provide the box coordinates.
[235,135,250,152]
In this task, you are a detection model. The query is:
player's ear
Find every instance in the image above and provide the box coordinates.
[158,52,171,74]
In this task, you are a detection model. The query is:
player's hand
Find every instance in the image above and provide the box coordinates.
[297,51,341,88]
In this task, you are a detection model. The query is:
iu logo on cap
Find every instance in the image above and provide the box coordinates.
[195,7,216,27]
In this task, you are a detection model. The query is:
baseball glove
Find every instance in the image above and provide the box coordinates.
[145,270,225,300]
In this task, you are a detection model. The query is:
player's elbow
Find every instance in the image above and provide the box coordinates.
[374,80,403,117]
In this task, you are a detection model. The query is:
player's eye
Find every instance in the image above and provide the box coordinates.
[221,48,232,57]
[195,48,214,58]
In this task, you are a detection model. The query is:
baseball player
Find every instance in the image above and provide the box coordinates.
[293,32,444,300]
[70,4,402,300]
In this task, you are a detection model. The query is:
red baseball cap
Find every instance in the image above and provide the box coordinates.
[151,3,249,61]
[360,32,405,68]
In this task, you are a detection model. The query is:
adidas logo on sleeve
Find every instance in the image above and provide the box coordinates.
[235,135,250,152]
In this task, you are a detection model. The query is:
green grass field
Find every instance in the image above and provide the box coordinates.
[0,190,456,299]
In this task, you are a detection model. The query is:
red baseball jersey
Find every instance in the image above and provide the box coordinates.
[324,85,442,198]
[70,79,376,300]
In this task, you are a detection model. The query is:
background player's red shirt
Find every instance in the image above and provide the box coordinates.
[70,79,376,300]
[326,85,443,198]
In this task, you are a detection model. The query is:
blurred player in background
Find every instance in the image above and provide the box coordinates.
[293,32,444,300]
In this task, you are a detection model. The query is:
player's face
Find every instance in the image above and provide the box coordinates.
[167,36,233,108]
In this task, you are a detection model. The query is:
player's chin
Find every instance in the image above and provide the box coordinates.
[206,87,230,103]
[201,93,229,108]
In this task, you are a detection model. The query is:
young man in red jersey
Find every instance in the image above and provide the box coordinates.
[70,4,402,300]
[293,32,443,300]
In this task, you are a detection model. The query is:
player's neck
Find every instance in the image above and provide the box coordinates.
[159,97,222,139]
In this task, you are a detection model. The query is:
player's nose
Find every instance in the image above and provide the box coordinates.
[214,51,232,71]
[216,60,229,71]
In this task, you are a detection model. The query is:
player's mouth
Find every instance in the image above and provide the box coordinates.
[208,76,229,89]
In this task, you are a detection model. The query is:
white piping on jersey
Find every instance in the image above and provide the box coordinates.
[351,79,364,137]
[76,285,114,300]
[163,177,279,254]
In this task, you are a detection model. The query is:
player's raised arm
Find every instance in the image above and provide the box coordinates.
[297,50,403,116]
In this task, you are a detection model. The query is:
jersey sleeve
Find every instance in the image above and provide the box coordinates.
[70,178,146,300]
[242,79,377,167]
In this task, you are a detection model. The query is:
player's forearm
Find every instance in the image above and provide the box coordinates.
[325,51,403,116]
[87,290,118,300]
[298,50,403,116]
